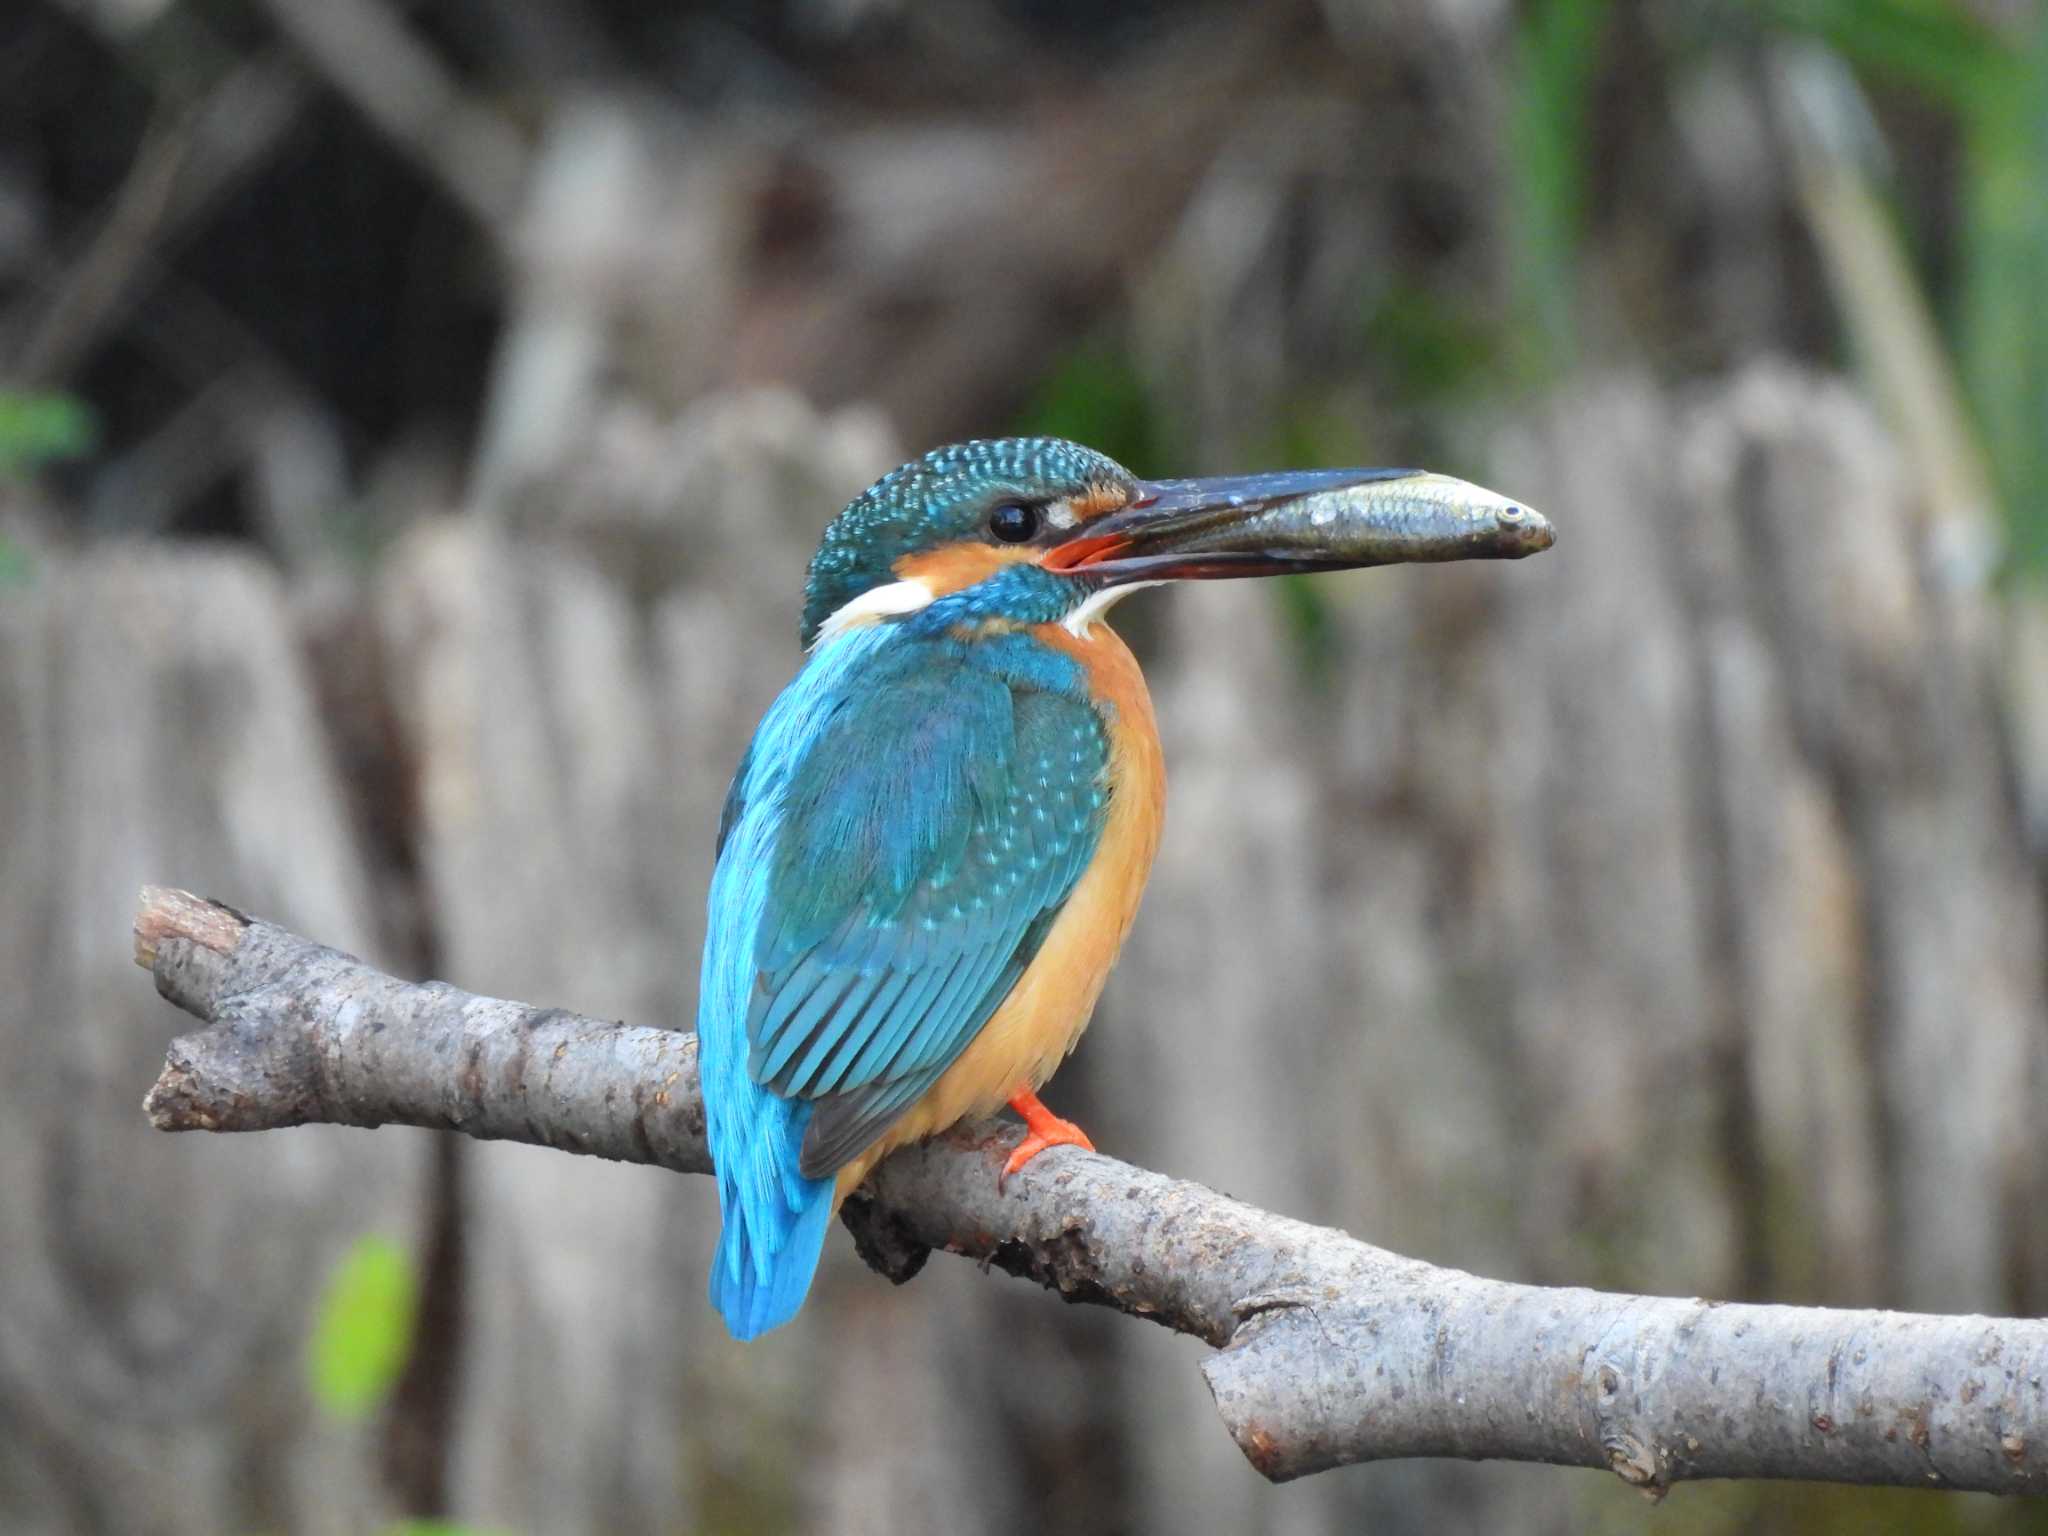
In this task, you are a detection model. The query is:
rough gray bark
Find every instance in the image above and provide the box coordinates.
[368,515,695,1536]
[137,886,2048,1498]
[0,552,421,1536]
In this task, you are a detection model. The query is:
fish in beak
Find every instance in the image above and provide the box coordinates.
[1045,468,1554,585]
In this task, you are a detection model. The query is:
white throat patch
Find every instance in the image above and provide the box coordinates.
[813,578,933,647]
[1063,580,1166,637]
[814,573,1164,646]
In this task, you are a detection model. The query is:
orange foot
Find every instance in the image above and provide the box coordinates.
[999,1090,1096,1191]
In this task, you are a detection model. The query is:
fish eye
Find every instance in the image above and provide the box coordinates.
[988,502,1039,543]
[1499,505,1525,523]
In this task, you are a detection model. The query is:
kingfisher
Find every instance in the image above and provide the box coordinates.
[699,437,1553,1338]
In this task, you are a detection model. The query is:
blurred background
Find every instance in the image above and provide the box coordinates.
[3,0,2047,1532]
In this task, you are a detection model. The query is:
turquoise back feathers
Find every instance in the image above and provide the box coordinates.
[705,466,1125,1335]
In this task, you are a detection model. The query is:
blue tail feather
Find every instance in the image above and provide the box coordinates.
[702,1034,836,1339]
[708,1171,834,1339]
[702,788,841,1339]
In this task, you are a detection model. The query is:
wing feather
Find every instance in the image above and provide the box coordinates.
[717,635,1107,1179]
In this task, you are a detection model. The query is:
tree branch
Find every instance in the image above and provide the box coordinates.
[134,886,2048,1496]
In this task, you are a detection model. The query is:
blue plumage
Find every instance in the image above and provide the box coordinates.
[702,433,1549,1342]
[699,572,1111,1338]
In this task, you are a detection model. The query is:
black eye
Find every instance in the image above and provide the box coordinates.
[988,502,1039,543]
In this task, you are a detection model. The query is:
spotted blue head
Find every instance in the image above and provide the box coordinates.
[800,438,1137,646]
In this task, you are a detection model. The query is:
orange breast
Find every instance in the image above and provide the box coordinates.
[834,618,1165,1198]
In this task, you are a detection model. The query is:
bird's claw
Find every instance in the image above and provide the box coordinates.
[998,1092,1095,1192]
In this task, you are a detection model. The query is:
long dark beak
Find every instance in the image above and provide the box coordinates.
[1044,468,1555,585]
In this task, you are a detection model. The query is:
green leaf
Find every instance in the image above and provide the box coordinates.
[1015,340,1165,474]
[1957,12,2048,573]
[307,1235,417,1421]
[0,535,31,589]
[0,391,98,477]
[1270,573,1337,688]
[1362,284,1502,406]
[1759,0,2020,108]
[1506,0,1615,375]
